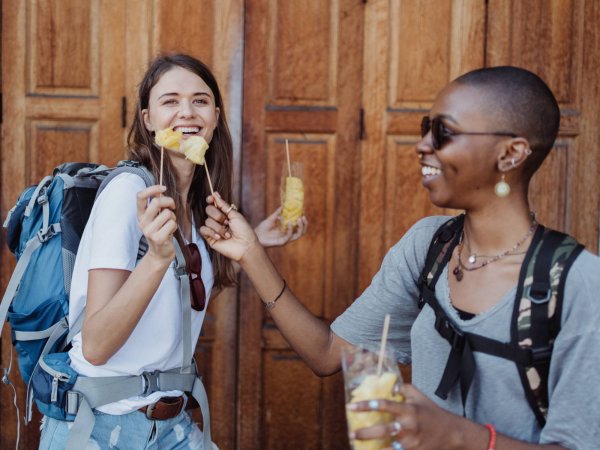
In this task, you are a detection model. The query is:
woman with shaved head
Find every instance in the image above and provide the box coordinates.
[202,66,600,450]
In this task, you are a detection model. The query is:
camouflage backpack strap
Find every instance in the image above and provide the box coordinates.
[513,226,584,426]
[418,214,465,309]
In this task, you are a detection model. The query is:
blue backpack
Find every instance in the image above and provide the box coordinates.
[1,161,153,386]
[1,160,215,450]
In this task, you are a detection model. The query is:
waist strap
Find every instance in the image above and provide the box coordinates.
[63,369,212,450]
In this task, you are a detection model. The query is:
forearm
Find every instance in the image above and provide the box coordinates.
[240,243,343,376]
[82,255,170,365]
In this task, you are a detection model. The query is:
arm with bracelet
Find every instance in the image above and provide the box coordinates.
[200,192,349,376]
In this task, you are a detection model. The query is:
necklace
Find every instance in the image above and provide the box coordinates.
[465,236,528,264]
[453,213,537,282]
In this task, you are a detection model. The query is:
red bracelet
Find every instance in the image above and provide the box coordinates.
[484,423,496,450]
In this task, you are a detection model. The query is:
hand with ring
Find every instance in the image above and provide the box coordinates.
[200,192,260,262]
[347,384,475,450]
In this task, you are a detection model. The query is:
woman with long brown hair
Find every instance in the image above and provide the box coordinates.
[39,53,306,449]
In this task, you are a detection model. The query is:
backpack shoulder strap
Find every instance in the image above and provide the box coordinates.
[97,160,154,260]
[513,226,584,426]
[418,214,464,309]
[95,160,155,198]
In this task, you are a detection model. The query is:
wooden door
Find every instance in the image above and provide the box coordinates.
[1,1,126,448]
[240,0,365,448]
[1,1,244,449]
[240,0,600,449]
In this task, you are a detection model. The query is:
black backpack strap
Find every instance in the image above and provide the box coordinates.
[420,219,584,423]
[512,227,584,426]
[416,215,477,407]
[418,215,464,309]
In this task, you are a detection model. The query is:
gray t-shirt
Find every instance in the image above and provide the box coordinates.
[331,216,600,449]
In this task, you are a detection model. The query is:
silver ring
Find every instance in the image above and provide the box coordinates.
[224,203,237,215]
[390,420,402,436]
[367,399,380,410]
[391,441,404,450]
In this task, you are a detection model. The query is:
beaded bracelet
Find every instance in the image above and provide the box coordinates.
[265,279,287,310]
[484,423,496,450]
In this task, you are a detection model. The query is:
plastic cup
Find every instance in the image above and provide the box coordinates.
[341,346,403,450]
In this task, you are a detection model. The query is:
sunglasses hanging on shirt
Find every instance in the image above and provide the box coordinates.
[186,242,206,311]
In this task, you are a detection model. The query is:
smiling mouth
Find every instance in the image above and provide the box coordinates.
[421,165,442,177]
[174,126,201,135]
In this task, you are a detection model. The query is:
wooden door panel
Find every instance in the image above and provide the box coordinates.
[268,0,335,104]
[29,121,97,180]
[263,352,323,449]
[241,0,363,448]
[154,0,215,63]
[31,0,99,94]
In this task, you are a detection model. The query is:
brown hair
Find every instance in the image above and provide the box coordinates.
[127,53,235,289]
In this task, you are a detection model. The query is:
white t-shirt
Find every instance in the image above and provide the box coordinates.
[68,173,214,414]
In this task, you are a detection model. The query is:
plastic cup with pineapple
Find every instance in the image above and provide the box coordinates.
[342,346,403,450]
[280,161,304,229]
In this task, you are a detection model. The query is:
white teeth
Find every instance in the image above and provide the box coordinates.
[421,166,442,177]
[175,126,200,133]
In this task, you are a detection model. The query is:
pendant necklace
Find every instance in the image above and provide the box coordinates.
[453,213,537,282]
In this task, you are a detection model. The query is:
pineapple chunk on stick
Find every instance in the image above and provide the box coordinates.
[155,128,183,151]
[182,136,209,165]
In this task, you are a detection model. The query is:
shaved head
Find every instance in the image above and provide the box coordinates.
[454,66,560,175]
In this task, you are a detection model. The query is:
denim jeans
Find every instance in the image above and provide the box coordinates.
[39,409,210,450]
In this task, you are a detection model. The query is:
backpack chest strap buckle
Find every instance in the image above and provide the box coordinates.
[142,370,160,395]
[435,315,465,350]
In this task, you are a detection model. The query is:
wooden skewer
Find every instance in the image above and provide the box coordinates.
[376,314,391,376]
[203,161,215,198]
[159,146,164,194]
[285,139,292,177]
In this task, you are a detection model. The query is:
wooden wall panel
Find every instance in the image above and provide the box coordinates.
[154,0,215,64]
[263,352,322,449]
[29,121,96,181]
[269,0,335,104]
[392,0,453,102]
[30,0,99,94]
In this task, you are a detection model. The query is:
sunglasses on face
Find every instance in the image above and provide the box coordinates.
[186,243,206,311]
[420,116,517,150]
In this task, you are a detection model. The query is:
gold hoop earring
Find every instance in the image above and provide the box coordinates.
[494,174,510,197]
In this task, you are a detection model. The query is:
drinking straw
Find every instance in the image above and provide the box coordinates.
[285,139,292,177]
[376,314,391,376]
